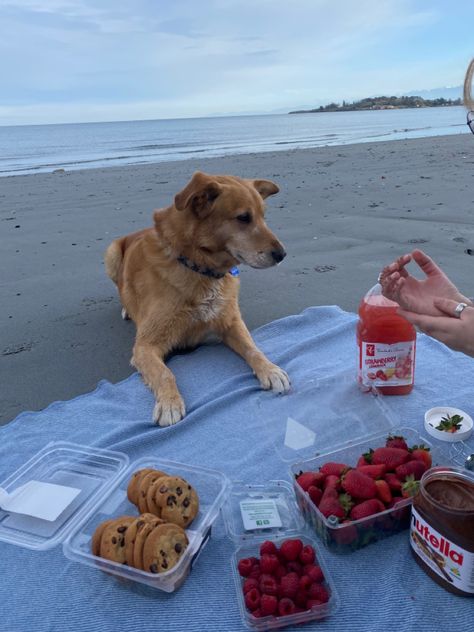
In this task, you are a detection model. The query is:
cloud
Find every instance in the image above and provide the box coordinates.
[0,0,467,125]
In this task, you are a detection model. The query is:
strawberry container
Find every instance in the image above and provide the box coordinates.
[0,441,229,594]
[257,371,456,554]
[222,480,339,630]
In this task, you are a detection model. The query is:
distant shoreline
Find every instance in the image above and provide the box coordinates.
[290,96,462,115]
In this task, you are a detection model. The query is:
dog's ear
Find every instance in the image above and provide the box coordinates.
[174,172,221,219]
[251,179,279,199]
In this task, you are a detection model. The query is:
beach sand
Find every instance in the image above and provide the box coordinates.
[2,133,474,425]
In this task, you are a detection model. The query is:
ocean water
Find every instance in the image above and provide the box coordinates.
[0,106,468,177]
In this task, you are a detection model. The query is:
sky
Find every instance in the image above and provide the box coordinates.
[0,0,472,126]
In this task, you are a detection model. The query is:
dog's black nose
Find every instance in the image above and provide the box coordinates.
[271,249,286,263]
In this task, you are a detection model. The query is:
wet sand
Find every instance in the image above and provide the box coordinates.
[2,133,474,424]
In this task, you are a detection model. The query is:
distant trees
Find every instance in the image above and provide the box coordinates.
[289,96,462,114]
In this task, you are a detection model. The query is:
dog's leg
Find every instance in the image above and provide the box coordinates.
[219,317,290,393]
[132,341,186,426]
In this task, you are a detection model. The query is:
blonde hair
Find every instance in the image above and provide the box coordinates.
[463,58,474,110]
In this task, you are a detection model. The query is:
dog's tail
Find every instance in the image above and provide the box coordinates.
[104,239,124,285]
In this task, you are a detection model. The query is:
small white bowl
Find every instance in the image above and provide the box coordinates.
[424,406,473,443]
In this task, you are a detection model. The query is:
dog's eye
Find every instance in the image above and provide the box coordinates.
[236,212,252,224]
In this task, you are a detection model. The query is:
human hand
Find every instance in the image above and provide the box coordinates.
[379,249,472,316]
[398,298,474,357]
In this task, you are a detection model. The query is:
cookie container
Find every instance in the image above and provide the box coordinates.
[222,480,339,630]
[0,442,229,593]
[256,372,458,554]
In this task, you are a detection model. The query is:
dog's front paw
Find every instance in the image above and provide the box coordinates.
[153,394,186,427]
[256,362,291,394]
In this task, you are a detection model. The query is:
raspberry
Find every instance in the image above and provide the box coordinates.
[279,538,303,562]
[260,594,278,616]
[274,564,287,579]
[286,560,303,575]
[260,553,279,574]
[243,578,259,594]
[237,558,254,577]
[279,572,300,598]
[248,565,261,580]
[250,609,263,618]
[278,597,296,616]
[294,588,308,608]
[244,587,261,611]
[306,599,324,609]
[299,574,312,591]
[259,574,278,596]
[308,583,329,603]
[299,544,315,565]
[260,540,278,556]
[304,564,324,583]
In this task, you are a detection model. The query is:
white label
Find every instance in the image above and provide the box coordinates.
[360,341,414,387]
[239,499,282,530]
[410,507,474,593]
[284,417,316,451]
[0,481,81,522]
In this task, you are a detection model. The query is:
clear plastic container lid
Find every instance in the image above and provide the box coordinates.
[0,442,129,550]
[257,370,397,463]
[222,480,305,544]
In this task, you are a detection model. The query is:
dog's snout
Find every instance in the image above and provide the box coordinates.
[271,249,286,263]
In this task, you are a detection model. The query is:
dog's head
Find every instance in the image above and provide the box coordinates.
[171,171,286,269]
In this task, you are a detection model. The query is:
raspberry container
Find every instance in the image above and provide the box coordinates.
[257,371,458,554]
[222,480,339,630]
[0,441,229,593]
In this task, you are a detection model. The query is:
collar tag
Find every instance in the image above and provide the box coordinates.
[229,266,240,277]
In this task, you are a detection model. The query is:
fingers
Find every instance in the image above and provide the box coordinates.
[411,249,442,278]
[380,254,411,281]
[433,297,460,317]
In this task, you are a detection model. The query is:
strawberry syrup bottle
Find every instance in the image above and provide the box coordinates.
[357,282,416,395]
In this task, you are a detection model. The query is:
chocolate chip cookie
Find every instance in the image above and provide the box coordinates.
[136,470,167,514]
[152,476,199,528]
[142,522,189,574]
[99,516,136,564]
[126,468,156,505]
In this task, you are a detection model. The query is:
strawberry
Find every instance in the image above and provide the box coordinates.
[410,444,432,468]
[296,471,324,492]
[395,460,427,481]
[323,474,340,490]
[280,572,300,598]
[299,544,316,565]
[320,462,348,477]
[362,448,374,464]
[341,469,377,499]
[259,553,279,574]
[371,447,410,470]
[436,413,463,433]
[385,435,408,450]
[244,587,260,611]
[243,578,259,594]
[260,594,278,616]
[318,487,351,519]
[278,598,296,616]
[384,472,402,492]
[308,583,329,603]
[304,564,324,583]
[357,454,370,467]
[375,479,392,504]
[260,540,278,556]
[401,475,420,498]
[259,574,279,596]
[356,463,386,478]
[350,498,385,521]
[279,539,303,562]
[308,485,323,506]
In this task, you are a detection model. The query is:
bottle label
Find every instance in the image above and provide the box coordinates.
[359,341,414,387]
[410,507,474,593]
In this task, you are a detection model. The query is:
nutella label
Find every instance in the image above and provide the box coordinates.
[360,341,414,387]
[410,507,474,593]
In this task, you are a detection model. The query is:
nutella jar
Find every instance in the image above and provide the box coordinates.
[410,466,474,596]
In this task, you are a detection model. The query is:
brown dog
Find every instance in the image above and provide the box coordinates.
[104,171,290,426]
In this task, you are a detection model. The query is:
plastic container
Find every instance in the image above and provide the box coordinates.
[357,282,416,394]
[0,441,229,593]
[222,481,339,630]
[290,427,450,554]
